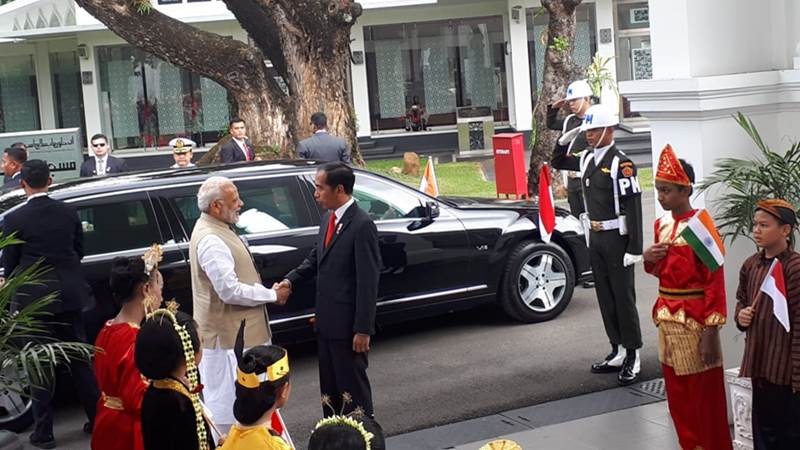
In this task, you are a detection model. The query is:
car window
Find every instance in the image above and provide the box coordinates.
[171,178,311,236]
[77,199,161,255]
[353,175,425,221]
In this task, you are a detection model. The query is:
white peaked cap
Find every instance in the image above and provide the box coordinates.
[580,104,618,131]
[564,80,593,101]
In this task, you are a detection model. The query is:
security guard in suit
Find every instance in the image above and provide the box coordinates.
[547,79,593,217]
[551,104,644,385]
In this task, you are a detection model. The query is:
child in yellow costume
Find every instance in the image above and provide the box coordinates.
[220,320,293,450]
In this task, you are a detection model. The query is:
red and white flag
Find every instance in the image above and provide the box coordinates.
[419,157,439,197]
[538,163,556,244]
[759,258,790,332]
[271,411,294,448]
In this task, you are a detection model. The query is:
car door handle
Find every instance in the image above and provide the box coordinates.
[249,245,297,255]
[160,261,186,270]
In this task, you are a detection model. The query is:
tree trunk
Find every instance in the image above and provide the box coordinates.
[74,0,365,163]
[527,0,585,196]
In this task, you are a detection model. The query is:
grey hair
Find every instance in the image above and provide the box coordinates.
[197,176,233,213]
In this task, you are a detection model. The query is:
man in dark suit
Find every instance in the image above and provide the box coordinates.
[2,160,100,448]
[79,133,128,177]
[281,162,380,417]
[219,117,256,163]
[2,146,27,190]
[297,112,352,164]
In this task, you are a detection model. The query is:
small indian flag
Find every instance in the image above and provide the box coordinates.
[680,209,725,271]
[419,157,439,197]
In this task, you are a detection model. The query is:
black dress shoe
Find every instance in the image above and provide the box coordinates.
[590,346,623,374]
[29,433,56,449]
[617,353,640,386]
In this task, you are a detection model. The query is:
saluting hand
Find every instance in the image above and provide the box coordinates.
[643,242,670,264]
[353,333,370,353]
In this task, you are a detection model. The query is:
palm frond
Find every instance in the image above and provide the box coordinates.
[698,112,800,242]
[0,233,95,393]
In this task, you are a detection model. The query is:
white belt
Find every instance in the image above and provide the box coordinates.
[590,219,620,232]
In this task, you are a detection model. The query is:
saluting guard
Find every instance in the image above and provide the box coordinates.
[551,104,644,385]
[547,79,593,217]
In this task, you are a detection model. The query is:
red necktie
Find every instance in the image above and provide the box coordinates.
[324,212,337,247]
[243,142,251,161]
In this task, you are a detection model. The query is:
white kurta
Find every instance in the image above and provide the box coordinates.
[196,234,276,429]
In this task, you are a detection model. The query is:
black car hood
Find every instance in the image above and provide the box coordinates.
[440,196,571,216]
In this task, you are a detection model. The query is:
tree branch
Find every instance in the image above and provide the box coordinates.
[74,0,281,98]
[222,0,290,82]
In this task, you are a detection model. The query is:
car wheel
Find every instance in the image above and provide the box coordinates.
[0,372,33,433]
[500,241,575,323]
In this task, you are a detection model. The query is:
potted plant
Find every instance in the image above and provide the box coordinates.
[0,233,94,443]
[699,112,800,242]
[585,53,618,103]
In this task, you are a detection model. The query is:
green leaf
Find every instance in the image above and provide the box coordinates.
[698,112,800,243]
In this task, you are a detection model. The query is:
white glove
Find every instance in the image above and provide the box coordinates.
[623,253,642,267]
[558,127,581,146]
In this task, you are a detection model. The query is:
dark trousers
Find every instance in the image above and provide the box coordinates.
[566,178,585,217]
[589,230,642,350]
[317,337,373,418]
[752,379,800,450]
[31,310,99,439]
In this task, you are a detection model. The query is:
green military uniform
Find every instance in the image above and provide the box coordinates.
[546,105,587,217]
[551,142,644,352]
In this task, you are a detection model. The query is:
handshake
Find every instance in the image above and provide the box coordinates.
[272,279,292,306]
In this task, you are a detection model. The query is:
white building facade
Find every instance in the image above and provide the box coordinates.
[0,0,652,157]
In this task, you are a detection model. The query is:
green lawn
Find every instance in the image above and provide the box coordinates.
[365,158,653,198]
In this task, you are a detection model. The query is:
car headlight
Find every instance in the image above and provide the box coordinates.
[556,214,584,235]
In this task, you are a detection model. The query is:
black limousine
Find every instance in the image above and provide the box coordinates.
[0,160,591,343]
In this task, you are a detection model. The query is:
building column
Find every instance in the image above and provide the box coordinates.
[77,40,102,155]
[350,23,372,138]
[506,1,532,132]
[33,41,56,130]
[593,0,618,112]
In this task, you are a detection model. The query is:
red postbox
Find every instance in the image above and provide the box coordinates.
[492,133,528,199]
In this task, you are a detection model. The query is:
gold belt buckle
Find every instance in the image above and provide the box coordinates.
[590,221,602,232]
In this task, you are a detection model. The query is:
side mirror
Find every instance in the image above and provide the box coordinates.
[425,201,440,220]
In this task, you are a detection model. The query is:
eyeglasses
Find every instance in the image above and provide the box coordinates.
[91,142,107,147]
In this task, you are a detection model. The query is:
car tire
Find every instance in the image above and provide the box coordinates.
[500,240,575,323]
[0,380,33,433]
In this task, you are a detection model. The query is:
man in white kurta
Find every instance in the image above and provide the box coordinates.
[189,176,290,435]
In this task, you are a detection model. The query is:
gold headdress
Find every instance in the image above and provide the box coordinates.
[479,440,523,450]
[147,308,208,450]
[313,415,375,450]
[234,320,290,389]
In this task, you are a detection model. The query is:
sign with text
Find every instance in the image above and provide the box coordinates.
[0,128,83,182]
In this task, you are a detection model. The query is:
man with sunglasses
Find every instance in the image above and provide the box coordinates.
[80,134,129,177]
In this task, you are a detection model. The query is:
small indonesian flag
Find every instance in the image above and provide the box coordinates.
[419,157,439,197]
[760,258,790,332]
[271,411,294,448]
[680,209,725,271]
[538,163,556,244]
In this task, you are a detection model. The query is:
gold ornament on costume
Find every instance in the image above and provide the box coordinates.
[141,244,164,314]
[479,440,522,450]
[147,308,208,450]
[236,353,290,389]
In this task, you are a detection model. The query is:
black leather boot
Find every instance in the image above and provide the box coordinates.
[617,349,640,385]
[590,344,624,373]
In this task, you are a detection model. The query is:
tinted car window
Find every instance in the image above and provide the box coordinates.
[77,199,161,255]
[353,175,425,221]
[171,177,311,236]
